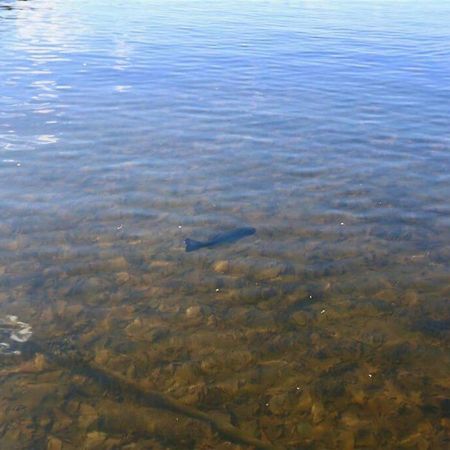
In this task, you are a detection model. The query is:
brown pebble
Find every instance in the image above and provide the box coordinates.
[115,272,130,284]
[47,436,63,450]
[186,305,203,319]
[34,354,47,371]
[213,260,230,273]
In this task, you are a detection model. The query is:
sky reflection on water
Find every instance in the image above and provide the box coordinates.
[0,1,449,449]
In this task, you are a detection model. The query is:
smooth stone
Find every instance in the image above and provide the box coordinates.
[374,289,397,302]
[108,256,129,271]
[311,402,326,424]
[257,262,288,280]
[402,289,419,306]
[94,349,110,365]
[186,305,203,319]
[213,260,230,273]
[75,277,108,294]
[174,364,201,385]
[341,412,362,428]
[115,272,130,284]
[200,358,218,374]
[297,390,313,412]
[79,403,98,429]
[47,437,63,450]
[85,431,107,449]
[206,315,217,326]
[51,411,73,433]
[33,354,47,371]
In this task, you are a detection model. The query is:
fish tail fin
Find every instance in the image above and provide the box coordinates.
[185,238,204,252]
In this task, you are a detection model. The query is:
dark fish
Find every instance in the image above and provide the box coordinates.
[185,227,256,252]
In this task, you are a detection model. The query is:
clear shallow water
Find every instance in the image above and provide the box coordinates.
[1,0,449,448]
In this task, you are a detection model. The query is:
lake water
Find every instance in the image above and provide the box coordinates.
[1,0,449,448]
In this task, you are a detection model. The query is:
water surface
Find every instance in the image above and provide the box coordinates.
[1,0,449,448]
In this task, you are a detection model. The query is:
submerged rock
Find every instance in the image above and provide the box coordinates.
[213,260,230,273]
[297,390,313,413]
[206,315,217,327]
[311,402,326,424]
[85,431,107,449]
[47,436,63,450]
[185,305,203,320]
[401,289,419,306]
[115,271,130,284]
[256,261,291,280]
[33,354,47,371]
[79,403,99,429]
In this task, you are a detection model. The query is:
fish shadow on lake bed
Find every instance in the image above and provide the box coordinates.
[185,227,256,252]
